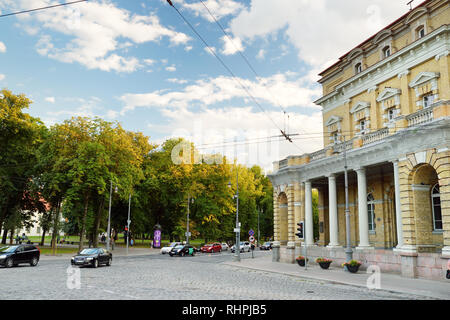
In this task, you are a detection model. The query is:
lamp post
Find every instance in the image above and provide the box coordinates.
[186,195,194,244]
[228,169,240,262]
[126,192,131,255]
[107,180,118,251]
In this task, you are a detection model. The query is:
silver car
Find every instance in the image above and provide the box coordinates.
[231,241,251,253]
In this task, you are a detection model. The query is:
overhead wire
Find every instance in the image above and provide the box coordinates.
[0,0,88,18]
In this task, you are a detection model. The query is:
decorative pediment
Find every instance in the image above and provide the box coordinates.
[325,115,342,127]
[348,48,363,61]
[405,7,428,25]
[350,101,370,114]
[376,88,401,102]
[373,29,392,45]
[409,72,440,88]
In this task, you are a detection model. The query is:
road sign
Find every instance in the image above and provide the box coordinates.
[234,228,240,233]
[249,235,255,242]
[185,232,191,237]
[249,229,255,236]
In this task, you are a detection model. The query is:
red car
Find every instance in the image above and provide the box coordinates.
[200,243,222,253]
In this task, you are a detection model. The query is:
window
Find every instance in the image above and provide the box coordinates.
[431,184,442,231]
[423,94,435,108]
[355,63,362,74]
[382,46,391,58]
[367,194,375,231]
[417,26,425,39]
[388,108,396,121]
[360,120,366,134]
[332,133,339,144]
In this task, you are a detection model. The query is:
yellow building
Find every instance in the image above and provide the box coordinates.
[268,0,450,280]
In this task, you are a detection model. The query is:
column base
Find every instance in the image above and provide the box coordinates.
[326,244,342,249]
[355,246,374,251]
[441,246,450,258]
[272,241,280,262]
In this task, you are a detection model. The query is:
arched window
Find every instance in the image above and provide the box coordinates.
[355,63,362,74]
[382,46,391,58]
[416,26,425,39]
[367,193,375,231]
[431,184,442,231]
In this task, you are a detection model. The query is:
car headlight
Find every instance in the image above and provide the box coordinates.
[0,255,7,259]
[86,257,93,261]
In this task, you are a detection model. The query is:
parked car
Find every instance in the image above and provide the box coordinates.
[201,243,222,253]
[0,245,40,268]
[231,241,251,253]
[71,248,112,268]
[160,242,181,254]
[169,244,196,257]
[260,242,273,250]
[220,243,229,251]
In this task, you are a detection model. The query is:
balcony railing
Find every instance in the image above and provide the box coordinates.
[406,108,433,127]
[279,159,288,169]
[333,139,353,153]
[309,148,328,161]
[362,128,389,145]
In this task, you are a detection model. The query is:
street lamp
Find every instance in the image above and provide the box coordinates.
[186,195,194,244]
[333,135,353,266]
[126,192,132,255]
[228,171,240,262]
[107,180,118,251]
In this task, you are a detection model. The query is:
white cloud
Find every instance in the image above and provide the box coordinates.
[229,0,409,69]
[167,78,188,84]
[12,0,191,73]
[0,42,6,53]
[256,49,265,60]
[0,74,5,81]
[177,0,244,22]
[149,105,323,170]
[165,65,177,72]
[45,97,55,103]
[221,35,244,55]
[119,72,321,115]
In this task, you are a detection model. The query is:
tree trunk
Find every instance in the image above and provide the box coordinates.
[9,229,14,245]
[78,194,90,252]
[40,227,47,246]
[51,200,62,255]
[92,197,104,248]
[1,228,7,244]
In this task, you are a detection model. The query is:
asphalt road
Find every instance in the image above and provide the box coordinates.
[0,250,431,300]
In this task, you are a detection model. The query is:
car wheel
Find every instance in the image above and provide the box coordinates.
[5,258,13,268]
[92,259,98,268]
[106,258,112,266]
[30,257,39,267]
[181,251,185,257]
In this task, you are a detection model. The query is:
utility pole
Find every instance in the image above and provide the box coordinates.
[257,208,261,247]
[186,194,190,244]
[107,180,112,251]
[343,135,353,265]
[126,192,131,255]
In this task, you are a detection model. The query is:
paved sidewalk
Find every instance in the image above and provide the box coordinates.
[40,246,159,260]
[224,255,450,300]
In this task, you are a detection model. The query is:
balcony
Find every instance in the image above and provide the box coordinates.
[406,108,433,127]
[362,128,389,146]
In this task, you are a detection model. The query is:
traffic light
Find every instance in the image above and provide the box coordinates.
[295,221,304,239]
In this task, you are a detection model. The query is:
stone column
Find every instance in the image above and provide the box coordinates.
[273,189,279,242]
[287,184,295,245]
[356,167,373,249]
[327,174,340,248]
[272,241,280,262]
[392,160,404,250]
[304,181,314,246]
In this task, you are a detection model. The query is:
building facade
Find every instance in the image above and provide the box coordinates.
[268,0,450,280]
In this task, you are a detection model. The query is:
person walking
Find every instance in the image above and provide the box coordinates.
[446,259,450,280]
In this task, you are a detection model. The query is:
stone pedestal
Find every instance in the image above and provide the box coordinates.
[272,241,280,262]
[286,242,296,263]
[399,251,418,278]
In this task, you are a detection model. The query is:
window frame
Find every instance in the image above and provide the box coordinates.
[423,94,435,108]
[431,183,442,231]
[367,193,375,232]
[417,26,425,39]
[355,63,362,74]
[382,46,391,58]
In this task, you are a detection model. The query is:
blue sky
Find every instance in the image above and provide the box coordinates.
[0,0,411,169]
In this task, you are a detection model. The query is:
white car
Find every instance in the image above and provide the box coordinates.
[220,243,229,251]
[160,242,181,254]
[231,241,251,253]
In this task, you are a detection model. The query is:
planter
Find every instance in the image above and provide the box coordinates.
[319,261,331,270]
[296,259,306,267]
[346,265,360,273]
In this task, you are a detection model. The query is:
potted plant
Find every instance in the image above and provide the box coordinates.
[316,257,333,269]
[342,260,362,273]
[295,256,308,267]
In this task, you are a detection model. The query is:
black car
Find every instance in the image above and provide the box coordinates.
[169,244,195,257]
[0,245,40,268]
[71,248,112,268]
[260,242,273,250]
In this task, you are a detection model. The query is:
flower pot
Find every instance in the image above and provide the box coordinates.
[297,259,305,267]
[319,261,331,270]
[346,265,360,273]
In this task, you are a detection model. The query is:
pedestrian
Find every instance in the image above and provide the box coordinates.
[446,259,450,280]
[101,234,106,243]
[130,238,134,247]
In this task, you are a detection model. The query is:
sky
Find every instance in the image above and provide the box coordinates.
[0,0,413,171]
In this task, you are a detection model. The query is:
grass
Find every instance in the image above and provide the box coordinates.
[38,247,80,255]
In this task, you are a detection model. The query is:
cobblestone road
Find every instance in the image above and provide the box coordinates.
[0,251,433,300]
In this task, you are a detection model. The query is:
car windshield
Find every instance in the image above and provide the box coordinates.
[204,244,212,247]
[169,242,178,247]
[0,246,18,253]
[264,242,271,245]
[174,245,184,249]
[80,249,98,255]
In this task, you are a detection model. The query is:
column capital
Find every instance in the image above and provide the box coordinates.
[327,173,336,179]
[355,167,366,174]
[390,159,400,164]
